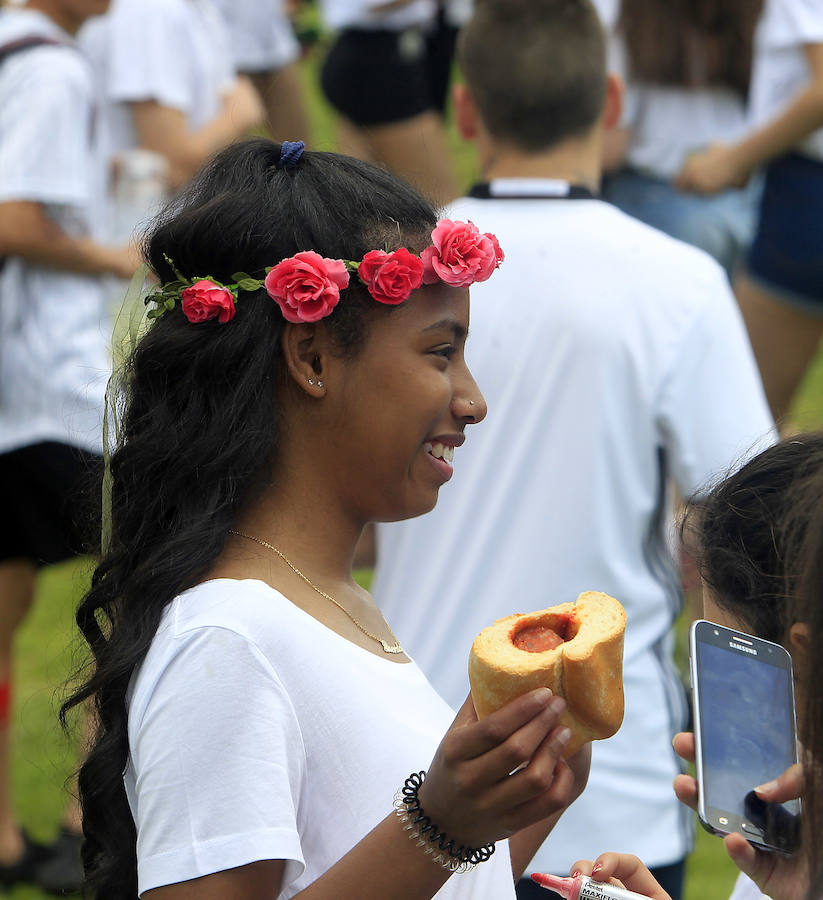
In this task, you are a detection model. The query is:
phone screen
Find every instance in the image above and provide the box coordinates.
[691,621,800,852]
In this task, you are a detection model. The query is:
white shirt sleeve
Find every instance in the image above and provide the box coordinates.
[0,48,92,207]
[655,265,777,497]
[762,0,823,46]
[129,626,307,895]
[102,0,196,114]
[780,0,823,44]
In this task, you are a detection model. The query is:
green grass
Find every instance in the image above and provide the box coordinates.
[9,42,823,900]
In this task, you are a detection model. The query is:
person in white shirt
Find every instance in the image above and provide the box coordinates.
[595,0,763,279]
[210,0,311,144]
[678,0,823,427]
[79,0,264,244]
[61,137,590,899]
[371,3,775,899]
[0,0,138,892]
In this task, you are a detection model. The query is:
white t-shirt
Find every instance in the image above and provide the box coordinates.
[126,578,516,899]
[622,83,749,179]
[749,0,823,162]
[319,0,437,32]
[210,0,299,72]
[372,182,776,875]
[0,9,109,455]
[79,0,235,242]
[596,14,749,178]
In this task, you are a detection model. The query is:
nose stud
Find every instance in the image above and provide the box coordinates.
[469,400,475,406]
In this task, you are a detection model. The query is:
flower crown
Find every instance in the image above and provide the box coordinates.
[146,218,503,325]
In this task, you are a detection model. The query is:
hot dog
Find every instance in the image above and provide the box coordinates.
[468,591,626,757]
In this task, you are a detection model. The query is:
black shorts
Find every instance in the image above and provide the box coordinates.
[747,153,823,310]
[0,442,103,566]
[320,14,458,127]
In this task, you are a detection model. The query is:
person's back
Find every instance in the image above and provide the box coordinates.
[598,0,763,277]
[372,2,775,897]
[0,5,110,453]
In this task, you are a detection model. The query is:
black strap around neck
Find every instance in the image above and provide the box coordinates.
[0,35,63,66]
[467,182,597,201]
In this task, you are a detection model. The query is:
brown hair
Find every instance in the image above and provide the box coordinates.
[457,0,606,152]
[786,470,823,896]
[618,0,763,95]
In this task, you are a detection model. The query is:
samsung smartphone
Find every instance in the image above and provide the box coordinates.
[689,619,801,854]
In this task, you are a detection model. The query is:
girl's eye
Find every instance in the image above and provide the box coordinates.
[431,345,456,360]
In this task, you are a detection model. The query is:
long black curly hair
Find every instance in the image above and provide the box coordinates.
[61,138,437,898]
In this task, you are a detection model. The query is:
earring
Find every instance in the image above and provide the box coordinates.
[308,379,315,386]
[317,380,324,388]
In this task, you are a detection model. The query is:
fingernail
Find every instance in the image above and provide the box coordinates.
[549,696,566,715]
[571,870,582,878]
[534,688,553,704]
[553,726,572,747]
[754,779,778,794]
[592,863,604,874]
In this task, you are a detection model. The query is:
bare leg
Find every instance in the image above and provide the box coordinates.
[249,64,312,144]
[339,111,459,207]
[0,559,36,864]
[735,274,823,427]
[335,116,376,165]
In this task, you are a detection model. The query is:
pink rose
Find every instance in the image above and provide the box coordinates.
[421,219,504,288]
[357,248,424,305]
[264,251,349,324]
[180,279,237,324]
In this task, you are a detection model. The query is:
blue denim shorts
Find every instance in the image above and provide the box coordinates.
[602,168,760,279]
[747,153,823,308]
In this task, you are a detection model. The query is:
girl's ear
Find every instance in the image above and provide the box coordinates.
[281,322,328,397]
[453,82,479,141]
[602,73,624,131]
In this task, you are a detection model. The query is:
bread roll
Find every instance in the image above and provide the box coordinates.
[468,591,626,757]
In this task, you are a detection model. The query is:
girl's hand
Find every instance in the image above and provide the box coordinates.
[418,689,577,847]
[569,854,672,900]
[675,144,750,194]
[673,732,808,900]
[723,764,807,900]
[672,731,698,812]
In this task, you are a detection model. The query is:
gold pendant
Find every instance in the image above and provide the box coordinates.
[381,639,404,654]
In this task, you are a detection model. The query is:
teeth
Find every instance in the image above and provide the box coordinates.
[426,442,454,463]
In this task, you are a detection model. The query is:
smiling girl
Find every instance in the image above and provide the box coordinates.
[62,138,589,900]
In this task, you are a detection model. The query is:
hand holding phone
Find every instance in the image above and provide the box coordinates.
[689,620,801,854]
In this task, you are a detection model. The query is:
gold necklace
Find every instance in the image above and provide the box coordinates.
[229,530,404,655]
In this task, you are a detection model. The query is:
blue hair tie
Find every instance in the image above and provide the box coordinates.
[277,140,305,170]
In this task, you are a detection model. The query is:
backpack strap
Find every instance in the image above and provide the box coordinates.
[0,35,63,66]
